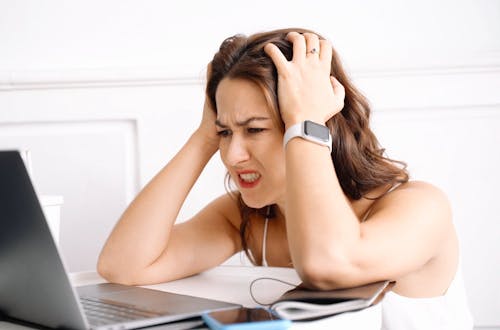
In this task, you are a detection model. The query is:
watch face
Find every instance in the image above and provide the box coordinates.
[304,121,330,141]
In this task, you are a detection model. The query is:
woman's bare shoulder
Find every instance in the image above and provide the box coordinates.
[205,193,243,228]
[373,180,452,223]
[390,180,449,200]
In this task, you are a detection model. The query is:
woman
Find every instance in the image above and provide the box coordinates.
[98,28,473,329]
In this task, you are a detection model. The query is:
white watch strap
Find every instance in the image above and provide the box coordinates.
[283,122,303,150]
[283,121,332,152]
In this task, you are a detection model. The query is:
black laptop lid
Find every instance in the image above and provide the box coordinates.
[0,150,88,330]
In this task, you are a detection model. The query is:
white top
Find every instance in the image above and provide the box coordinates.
[381,263,474,330]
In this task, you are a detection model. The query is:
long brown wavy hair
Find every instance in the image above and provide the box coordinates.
[206,28,409,265]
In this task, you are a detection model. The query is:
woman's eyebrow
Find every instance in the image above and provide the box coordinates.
[215,117,270,127]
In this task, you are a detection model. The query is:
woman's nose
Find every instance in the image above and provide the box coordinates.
[224,135,250,166]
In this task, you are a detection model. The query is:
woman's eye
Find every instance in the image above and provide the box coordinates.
[216,130,231,137]
[247,128,265,134]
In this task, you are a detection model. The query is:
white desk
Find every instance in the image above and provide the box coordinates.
[0,266,382,330]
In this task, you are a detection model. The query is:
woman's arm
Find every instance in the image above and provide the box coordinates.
[285,137,452,289]
[97,96,241,285]
[265,32,453,289]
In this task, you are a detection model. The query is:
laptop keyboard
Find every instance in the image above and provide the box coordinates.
[80,296,162,326]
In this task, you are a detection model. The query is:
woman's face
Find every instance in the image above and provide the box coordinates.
[215,77,286,209]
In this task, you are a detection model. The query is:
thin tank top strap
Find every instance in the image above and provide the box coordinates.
[361,182,403,222]
[261,205,272,267]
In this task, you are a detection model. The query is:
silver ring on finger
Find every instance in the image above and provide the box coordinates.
[307,47,318,55]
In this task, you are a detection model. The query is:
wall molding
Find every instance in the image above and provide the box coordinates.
[373,104,500,117]
[0,68,201,91]
[351,64,500,79]
[1,62,499,91]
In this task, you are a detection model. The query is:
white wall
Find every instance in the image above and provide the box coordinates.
[1,0,499,327]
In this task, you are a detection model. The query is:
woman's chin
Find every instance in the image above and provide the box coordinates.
[240,194,267,209]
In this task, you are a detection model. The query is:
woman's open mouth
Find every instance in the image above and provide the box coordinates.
[237,171,261,188]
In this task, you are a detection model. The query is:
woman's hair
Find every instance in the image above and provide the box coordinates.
[206,28,409,265]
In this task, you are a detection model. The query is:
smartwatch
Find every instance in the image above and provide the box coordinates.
[283,120,332,152]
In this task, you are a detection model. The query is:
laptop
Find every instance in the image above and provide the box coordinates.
[0,150,239,330]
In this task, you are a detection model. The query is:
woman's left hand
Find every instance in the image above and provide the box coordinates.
[264,32,345,129]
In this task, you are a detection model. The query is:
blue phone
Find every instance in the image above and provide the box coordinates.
[202,307,291,330]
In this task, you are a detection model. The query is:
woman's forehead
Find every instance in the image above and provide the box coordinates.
[216,78,273,123]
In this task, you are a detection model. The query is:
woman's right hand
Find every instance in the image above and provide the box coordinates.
[196,63,220,153]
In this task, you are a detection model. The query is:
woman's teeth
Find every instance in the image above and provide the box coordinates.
[239,173,261,183]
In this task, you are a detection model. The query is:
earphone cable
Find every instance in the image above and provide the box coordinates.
[249,277,298,306]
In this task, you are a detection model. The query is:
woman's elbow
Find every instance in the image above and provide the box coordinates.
[296,253,359,290]
[96,255,117,282]
[96,254,137,286]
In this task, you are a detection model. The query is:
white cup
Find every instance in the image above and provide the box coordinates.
[40,195,64,245]
[18,149,34,177]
